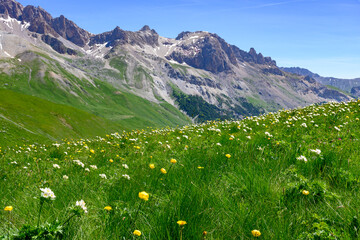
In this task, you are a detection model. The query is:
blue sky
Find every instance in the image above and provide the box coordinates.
[17,0,360,78]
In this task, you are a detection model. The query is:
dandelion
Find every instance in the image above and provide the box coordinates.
[109,159,114,163]
[170,158,177,164]
[99,174,107,179]
[225,154,231,159]
[90,149,95,154]
[149,164,155,169]
[177,220,187,226]
[297,155,308,162]
[104,206,112,211]
[302,190,309,195]
[310,149,321,155]
[4,206,13,211]
[161,168,167,174]
[251,229,261,237]
[133,230,141,236]
[138,191,149,201]
[197,166,204,169]
[63,175,69,180]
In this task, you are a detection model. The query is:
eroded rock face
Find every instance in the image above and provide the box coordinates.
[351,86,360,97]
[0,0,23,19]
[89,25,159,47]
[41,35,77,55]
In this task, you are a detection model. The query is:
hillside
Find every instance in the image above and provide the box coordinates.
[1,99,360,239]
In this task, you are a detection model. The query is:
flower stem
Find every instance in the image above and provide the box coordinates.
[37,199,44,227]
[62,213,77,226]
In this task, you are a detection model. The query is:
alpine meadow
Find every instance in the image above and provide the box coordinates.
[1,0,360,239]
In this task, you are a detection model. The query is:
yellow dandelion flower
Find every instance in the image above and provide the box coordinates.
[225,154,231,159]
[149,164,155,169]
[251,229,261,237]
[177,220,187,226]
[302,190,309,195]
[133,230,141,236]
[170,159,177,164]
[4,206,13,211]
[203,231,207,236]
[90,149,95,154]
[139,191,149,201]
[109,159,114,163]
[197,166,204,169]
[104,206,112,211]
[161,168,167,174]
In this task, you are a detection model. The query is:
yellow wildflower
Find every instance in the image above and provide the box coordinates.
[251,229,261,237]
[149,164,155,169]
[225,154,231,159]
[161,168,167,174]
[4,206,13,211]
[104,206,112,211]
[139,191,149,201]
[133,230,141,236]
[170,158,177,164]
[302,190,309,195]
[197,166,204,169]
[177,220,187,226]
[90,149,95,154]
[109,159,114,163]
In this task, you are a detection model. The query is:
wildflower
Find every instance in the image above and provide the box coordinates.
[85,168,90,172]
[301,123,307,128]
[334,126,340,131]
[297,155,308,162]
[139,191,149,201]
[40,188,56,200]
[225,154,231,159]
[73,160,85,168]
[203,231,207,236]
[197,166,204,169]
[170,158,177,164]
[310,149,321,155]
[109,159,113,163]
[161,168,167,174]
[63,175,69,180]
[75,200,88,213]
[53,164,60,169]
[90,165,97,169]
[90,149,95,154]
[4,206,13,211]
[99,174,107,179]
[177,220,187,226]
[122,164,129,169]
[149,164,155,169]
[104,206,112,211]
[216,143,222,146]
[133,230,141,236]
[122,174,130,180]
[251,229,261,237]
[302,190,309,195]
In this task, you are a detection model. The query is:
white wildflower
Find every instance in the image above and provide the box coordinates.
[63,175,69,180]
[297,155,308,162]
[310,149,321,155]
[40,187,56,200]
[99,174,107,179]
[122,174,130,180]
[90,165,97,170]
[53,164,60,169]
[75,200,88,213]
[122,164,129,169]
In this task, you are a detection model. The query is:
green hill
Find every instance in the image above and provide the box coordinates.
[1,100,360,239]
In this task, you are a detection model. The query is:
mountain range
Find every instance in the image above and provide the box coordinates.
[280,67,360,97]
[0,0,351,143]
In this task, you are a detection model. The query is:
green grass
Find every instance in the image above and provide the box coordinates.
[0,89,123,146]
[0,52,191,141]
[1,100,360,239]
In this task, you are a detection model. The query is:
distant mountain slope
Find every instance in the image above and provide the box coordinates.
[281,67,360,95]
[0,0,352,145]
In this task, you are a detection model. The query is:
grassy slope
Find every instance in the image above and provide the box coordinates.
[0,54,190,143]
[0,89,124,146]
[1,100,360,239]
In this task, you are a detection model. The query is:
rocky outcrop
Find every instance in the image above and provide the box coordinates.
[41,35,77,55]
[89,25,159,47]
[232,46,276,65]
[0,0,91,47]
[0,0,23,19]
[351,86,360,97]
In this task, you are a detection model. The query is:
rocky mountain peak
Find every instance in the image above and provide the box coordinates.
[0,0,23,19]
[140,25,151,31]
